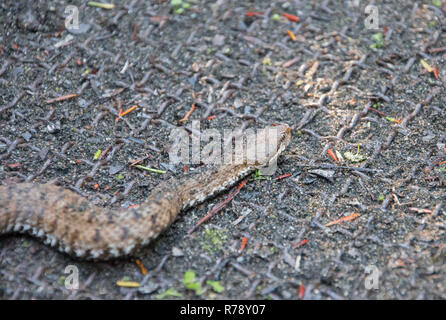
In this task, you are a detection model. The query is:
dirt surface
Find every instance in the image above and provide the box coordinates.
[0,0,445,300]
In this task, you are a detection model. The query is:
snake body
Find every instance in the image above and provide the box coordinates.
[0,125,291,260]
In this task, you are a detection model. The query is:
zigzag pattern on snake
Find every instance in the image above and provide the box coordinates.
[0,124,291,260]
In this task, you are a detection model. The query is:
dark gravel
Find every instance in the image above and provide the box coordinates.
[0,0,445,300]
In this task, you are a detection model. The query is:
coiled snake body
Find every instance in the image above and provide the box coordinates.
[0,125,291,260]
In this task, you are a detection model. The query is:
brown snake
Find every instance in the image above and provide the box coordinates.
[0,124,291,260]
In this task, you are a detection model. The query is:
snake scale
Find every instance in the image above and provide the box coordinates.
[0,124,291,260]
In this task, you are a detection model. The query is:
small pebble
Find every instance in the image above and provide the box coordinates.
[109,165,124,175]
[22,131,32,141]
[212,34,225,47]
[308,169,335,182]
[172,247,184,257]
[138,283,159,295]
[47,121,60,134]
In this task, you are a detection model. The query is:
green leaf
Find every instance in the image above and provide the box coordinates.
[206,280,224,293]
[93,149,102,160]
[343,151,367,163]
[183,270,196,284]
[186,281,203,295]
[262,57,272,66]
[371,33,383,42]
[134,165,166,174]
[253,169,263,180]
[171,0,182,7]
[183,270,204,295]
[156,288,182,299]
[370,32,384,49]
[272,13,280,21]
[432,0,441,8]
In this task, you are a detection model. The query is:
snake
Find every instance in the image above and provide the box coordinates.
[0,124,291,260]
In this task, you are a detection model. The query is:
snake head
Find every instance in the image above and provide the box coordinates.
[243,123,291,174]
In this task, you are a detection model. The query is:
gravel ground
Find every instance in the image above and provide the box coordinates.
[0,0,445,300]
